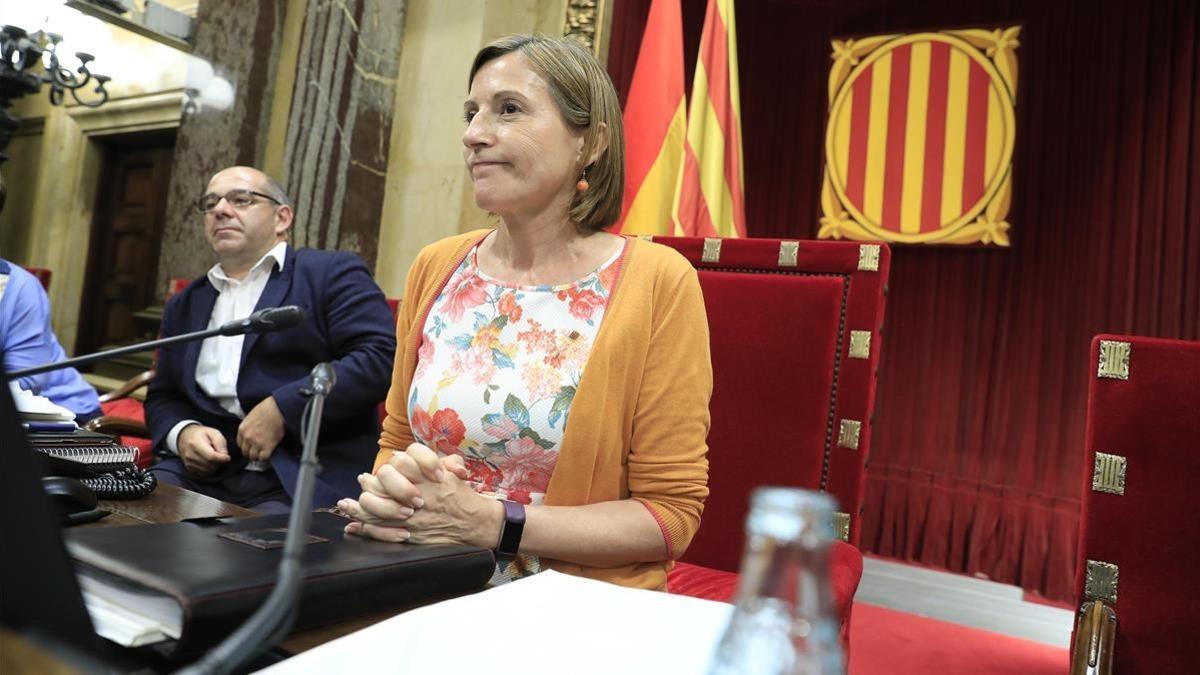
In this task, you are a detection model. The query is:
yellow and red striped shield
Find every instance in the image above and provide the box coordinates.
[820,27,1020,246]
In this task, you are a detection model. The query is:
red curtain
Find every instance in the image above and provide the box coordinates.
[609,0,1200,601]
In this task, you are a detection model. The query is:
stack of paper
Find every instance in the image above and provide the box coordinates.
[10,382,76,422]
[77,575,183,647]
[259,571,735,675]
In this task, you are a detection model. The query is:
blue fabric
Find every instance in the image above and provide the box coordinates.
[151,456,290,511]
[0,259,101,417]
[145,246,396,507]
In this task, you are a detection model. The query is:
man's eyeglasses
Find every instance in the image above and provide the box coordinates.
[194,189,282,213]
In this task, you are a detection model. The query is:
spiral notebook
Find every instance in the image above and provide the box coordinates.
[26,429,152,498]
[27,429,140,475]
[33,444,140,475]
[26,428,124,448]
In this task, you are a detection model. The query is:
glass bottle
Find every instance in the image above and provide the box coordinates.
[707,487,846,675]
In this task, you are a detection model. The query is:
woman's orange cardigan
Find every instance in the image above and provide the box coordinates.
[374,230,712,590]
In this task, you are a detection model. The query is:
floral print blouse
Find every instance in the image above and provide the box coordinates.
[409,241,625,582]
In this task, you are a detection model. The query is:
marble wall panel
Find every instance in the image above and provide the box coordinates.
[282,0,406,270]
[155,0,286,297]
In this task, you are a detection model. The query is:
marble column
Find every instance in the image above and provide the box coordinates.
[155,0,288,296]
[281,0,406,270]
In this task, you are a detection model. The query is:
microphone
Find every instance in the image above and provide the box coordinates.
[307,362,336,397]
[217,305,307,336]
[7,305,308,380]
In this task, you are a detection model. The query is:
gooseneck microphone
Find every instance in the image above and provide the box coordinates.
[178,362,335,675]
[216,305,307,337]
[7,305,308,380]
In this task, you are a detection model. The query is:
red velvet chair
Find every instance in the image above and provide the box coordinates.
[647,236,890,652]
[1069,335,1200,675]
[22,266,52,290]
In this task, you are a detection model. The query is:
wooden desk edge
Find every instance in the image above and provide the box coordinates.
[96,483,258,525]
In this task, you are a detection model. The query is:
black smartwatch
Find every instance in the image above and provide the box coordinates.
[496,499,525,558]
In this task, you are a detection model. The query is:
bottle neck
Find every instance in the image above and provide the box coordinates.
[735,532,836,618]
[709,487,847,674]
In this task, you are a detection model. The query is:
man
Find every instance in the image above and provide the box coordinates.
[146,166,395,511]
[0,171,102,422]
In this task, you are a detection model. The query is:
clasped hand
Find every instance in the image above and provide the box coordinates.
[339,444,501,549]
[236,396,285,462]
[178,397,285,476]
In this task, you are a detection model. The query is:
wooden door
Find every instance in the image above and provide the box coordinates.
[78,136,175,359]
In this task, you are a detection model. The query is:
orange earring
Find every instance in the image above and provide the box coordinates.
[576,169,589,192]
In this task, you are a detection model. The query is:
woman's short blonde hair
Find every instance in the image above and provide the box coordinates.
[469,34,625,231]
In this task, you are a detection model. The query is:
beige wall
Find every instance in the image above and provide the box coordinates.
[2,18,186,353]
[0,128,45,263]
[374,0,569,298]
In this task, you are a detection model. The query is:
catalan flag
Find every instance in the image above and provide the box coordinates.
[674,0,745,238]
[614,0,686,236]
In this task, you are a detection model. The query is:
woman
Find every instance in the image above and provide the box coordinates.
[338,34,712,591]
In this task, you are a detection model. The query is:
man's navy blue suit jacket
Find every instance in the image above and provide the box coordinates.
[145,246,396,506]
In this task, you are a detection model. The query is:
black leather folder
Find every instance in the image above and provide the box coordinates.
[64,511,495,657]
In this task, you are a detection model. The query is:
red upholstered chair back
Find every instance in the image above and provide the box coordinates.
[23,266,52,290]
[1073,335,1200,674]
[168,277,190,299]
[648,237,890,571]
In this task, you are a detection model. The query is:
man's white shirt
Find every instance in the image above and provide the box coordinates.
[165,242,287,455]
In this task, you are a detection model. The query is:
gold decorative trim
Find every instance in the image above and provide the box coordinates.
[832,511,851,542]
[1085,560,1119,604]
[837,419,862,449]
[857,244,880,271]
[702,238,722,263]
[1097,340,1131,380]
[562,0,611,57]
[848,330,872,359]
[778,241,799,267]
[1092,452,1126,496]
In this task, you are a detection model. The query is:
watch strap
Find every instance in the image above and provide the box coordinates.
[496,499,525,558]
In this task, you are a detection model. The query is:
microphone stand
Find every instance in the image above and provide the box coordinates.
[7,305,306,380]
[178,365,334,675]
[8,330,227,380]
